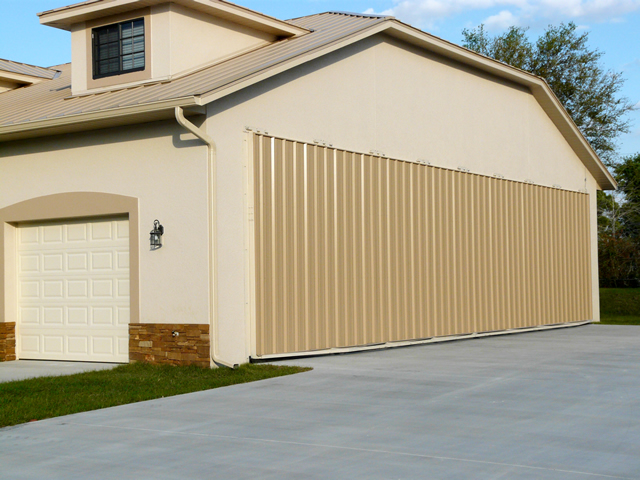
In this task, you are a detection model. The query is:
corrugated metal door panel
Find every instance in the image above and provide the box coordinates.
[252,133,593,356]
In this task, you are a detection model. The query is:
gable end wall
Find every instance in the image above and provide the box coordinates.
[206,33,601,363]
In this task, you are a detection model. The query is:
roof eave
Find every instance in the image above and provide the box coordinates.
[0,96,201,143]
[0,71,50,86]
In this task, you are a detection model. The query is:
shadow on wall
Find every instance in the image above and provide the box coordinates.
[0,118,197,157]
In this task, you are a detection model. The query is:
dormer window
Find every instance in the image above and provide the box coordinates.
[92,18,145,79]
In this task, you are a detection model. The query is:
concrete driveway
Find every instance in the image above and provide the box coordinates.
[0,360,118,383]
[1,324,639,479]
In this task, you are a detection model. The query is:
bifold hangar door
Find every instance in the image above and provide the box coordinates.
[17,217,130,362]
[250,133,592,357]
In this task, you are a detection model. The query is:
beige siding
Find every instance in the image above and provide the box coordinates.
[252,134,592,356]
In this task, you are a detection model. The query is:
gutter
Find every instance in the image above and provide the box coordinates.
[174,106,238,369]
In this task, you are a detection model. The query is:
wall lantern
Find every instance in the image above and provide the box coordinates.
[150,219,164,249]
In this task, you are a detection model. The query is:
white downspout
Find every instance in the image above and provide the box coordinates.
[175,107,238,369]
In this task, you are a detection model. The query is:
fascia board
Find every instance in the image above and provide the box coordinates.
[0,96,199,142]
[180,0,308,36]
[39,0,142,30]
[528,80,617,190]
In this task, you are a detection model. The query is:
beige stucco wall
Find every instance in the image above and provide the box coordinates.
[0,121,211,328]
[164,3,276,77]
[70,22,87,93]
[205,33,603,363]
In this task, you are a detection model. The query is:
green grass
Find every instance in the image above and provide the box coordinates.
[599,288,640,325]
[0,362,310,428]
[598,315,640,325]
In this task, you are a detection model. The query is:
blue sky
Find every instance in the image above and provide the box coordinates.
[2,0,639,157]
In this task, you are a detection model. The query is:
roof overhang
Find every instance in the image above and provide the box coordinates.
[0,96,203,142]
[0,70,53,88]
[38,0,308,37]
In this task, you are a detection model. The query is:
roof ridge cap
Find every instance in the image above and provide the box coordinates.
[327,11,394,19]
[286,11,393,22]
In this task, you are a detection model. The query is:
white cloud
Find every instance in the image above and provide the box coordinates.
[366,0,640,29]
[485,9,520,29]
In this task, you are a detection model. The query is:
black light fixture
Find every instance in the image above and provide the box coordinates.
[150,219,164,249]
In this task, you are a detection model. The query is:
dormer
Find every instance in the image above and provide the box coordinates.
[0,59,60,93]
[38,0,308,95]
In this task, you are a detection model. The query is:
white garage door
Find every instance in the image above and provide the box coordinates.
[17,217,130,363]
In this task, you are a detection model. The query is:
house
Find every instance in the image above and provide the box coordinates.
[0,0,616,367]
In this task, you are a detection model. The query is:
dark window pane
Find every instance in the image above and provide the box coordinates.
[121,22,132,38]
[132,52,145,69]
[98,58,120,75]
[93,18,144,78]
[132,19,144,36]
[122,53,145,71]
[99,43,119,59]
[133,36,144,53]
[122,38,133,55]
[97,27,118,45]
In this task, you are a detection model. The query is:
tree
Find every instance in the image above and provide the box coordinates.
[462,23,634,164]
[597,232,639,287]
[596,154,640,286]
[614,153,640,239]
[598,190,625,238]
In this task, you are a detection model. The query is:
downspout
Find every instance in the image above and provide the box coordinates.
[175,107,238,369]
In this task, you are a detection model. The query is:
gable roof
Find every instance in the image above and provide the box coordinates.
[0,10,616,190]
[38,0,308,36]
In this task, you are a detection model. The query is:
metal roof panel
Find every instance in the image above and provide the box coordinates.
[0,59,60,80]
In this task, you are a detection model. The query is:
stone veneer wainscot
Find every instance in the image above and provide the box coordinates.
[0,322,16,362]
[129,324,210,367]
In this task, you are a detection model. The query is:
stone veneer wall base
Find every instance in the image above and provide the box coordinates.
[0,323,16,362]
[129,323,210,367]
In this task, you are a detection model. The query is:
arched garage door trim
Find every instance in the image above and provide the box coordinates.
[0,192,140,337]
